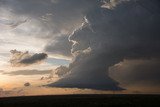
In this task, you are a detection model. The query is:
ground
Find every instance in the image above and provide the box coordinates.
[0,94,160,107]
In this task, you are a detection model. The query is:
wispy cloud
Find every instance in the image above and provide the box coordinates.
[3,69,52,76]
[0,18,28,29]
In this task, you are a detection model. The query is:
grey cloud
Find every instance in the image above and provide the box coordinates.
[1,0,115,61]
[0,88,4,97]
[40,66,69,80]
[0,18,27,28]
[48,0,160,90]
[44,35,72,57]
[0,88,25,97]
[0,0,102,57]
[0,88,3,92]
[3,69,52,76]
[1,0,99,37]
[20,53,47,65]
[24,82,31,87]
[10,49,48,67]
[0,70,4,73]
[54,66,70,77]
[1,0,100,56]
[9,19,28,28]
[102,0,130,9]
[109,59,160,87]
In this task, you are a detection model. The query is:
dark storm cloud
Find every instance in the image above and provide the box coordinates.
[20,53,47,64]
[10,49,48,67]
[48,0,160,90]
[44,35,72,57]
[3,69,52,75]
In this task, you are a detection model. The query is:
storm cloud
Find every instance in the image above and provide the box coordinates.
[48,0,160,90]
[44,35,72,57]
[1,0,160,92]
[10,49,48,67]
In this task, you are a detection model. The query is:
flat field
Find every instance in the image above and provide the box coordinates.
[0,94,160,107]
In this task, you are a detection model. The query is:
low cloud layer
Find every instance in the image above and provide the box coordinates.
[10,49,48,67]
[3,69,52,75]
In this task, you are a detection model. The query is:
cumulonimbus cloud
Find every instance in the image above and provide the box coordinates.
[2,0,160,91]
[9,49,48,67]
[48,0,160,90]
[44,35,72,57]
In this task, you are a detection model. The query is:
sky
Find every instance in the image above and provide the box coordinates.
[0,0,160,97]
